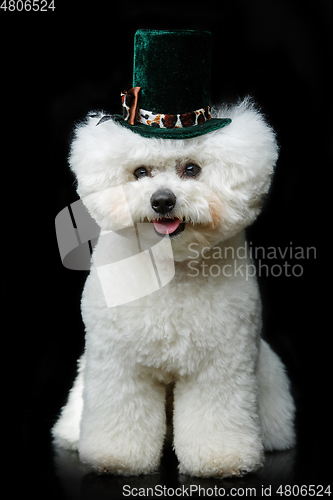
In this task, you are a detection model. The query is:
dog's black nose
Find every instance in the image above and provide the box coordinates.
[150,189,176,215]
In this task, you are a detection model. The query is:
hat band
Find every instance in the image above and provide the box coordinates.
[121,87,211,129]
[136,106,211,129]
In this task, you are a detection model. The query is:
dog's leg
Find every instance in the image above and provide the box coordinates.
[257,339,295,451]
[173,352,263,478]
[52,354,85,450]
[78,354,166,475]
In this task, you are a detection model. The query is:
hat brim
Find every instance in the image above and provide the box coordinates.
[112,115,231,139]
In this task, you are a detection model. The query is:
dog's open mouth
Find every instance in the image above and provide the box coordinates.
[152,218,186,237]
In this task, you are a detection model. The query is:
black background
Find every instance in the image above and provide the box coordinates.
[5,0,331,498]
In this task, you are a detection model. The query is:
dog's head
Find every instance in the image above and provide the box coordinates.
[69,99,278,261]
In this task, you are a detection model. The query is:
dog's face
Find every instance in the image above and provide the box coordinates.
[70,100,278,261]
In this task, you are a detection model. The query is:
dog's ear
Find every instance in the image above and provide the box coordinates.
[69,113,135,198]
[202,98,278,236]
[213,97,278,176]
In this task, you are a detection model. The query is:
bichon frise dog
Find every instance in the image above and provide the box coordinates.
[52,30,295,478]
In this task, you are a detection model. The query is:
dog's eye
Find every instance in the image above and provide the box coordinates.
[134,167,149,179]
[183,163,201,178]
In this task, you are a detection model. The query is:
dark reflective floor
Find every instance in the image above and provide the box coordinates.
[53,446,297,500]
[21,405,329,500]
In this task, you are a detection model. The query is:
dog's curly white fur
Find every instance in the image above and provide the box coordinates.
[52,99,295,477]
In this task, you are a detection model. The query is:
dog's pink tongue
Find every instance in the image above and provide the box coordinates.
[153,218,180,234]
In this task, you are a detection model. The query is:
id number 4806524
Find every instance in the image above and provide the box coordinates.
[0,0,55,11]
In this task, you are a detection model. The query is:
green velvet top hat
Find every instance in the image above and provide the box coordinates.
[110,30,231,139]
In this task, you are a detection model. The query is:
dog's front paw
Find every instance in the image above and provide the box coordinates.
[79,439,162,476]
[176,442,264,478]
[178,454,262,478]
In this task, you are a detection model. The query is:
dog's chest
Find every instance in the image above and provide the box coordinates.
[83,261,259,375]
[109,274,229,373]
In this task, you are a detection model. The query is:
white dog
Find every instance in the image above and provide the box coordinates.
[52,98,295,478]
